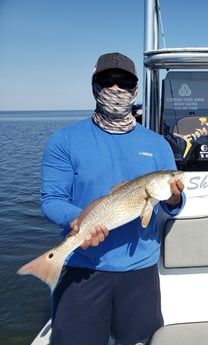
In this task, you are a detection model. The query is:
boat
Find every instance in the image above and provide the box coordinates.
[31,319,116,345]
[31,0,208,343]
[31,320,51,345]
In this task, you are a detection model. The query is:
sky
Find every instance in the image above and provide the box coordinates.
[1,0,208,111]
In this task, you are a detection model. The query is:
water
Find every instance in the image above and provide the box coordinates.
[0,110,91,345]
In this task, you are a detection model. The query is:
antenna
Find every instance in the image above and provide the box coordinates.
[157,0,166,48]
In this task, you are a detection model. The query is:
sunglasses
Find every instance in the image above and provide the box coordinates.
[96,77,137,90]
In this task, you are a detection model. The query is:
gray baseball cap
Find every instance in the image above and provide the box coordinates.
[93,52,138,81]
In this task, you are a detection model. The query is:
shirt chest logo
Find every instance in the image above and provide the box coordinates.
[138,151,153,157]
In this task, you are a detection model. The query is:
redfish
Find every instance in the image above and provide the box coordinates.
[17,170,184,291]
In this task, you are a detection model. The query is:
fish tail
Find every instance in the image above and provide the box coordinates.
[17,229,85,291]
[17,249,65,291]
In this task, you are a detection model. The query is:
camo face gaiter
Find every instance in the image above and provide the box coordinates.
[92,82,138,134]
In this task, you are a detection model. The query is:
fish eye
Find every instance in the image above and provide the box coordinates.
[48,252,54,259]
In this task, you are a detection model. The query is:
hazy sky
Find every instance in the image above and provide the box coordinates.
[1,0,208,111]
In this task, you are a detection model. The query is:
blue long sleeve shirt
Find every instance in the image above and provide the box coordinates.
[41,117,185,271]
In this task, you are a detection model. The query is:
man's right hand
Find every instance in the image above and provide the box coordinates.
[70,219,109,249]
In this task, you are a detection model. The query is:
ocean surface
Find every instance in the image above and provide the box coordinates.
[0,110,91,345]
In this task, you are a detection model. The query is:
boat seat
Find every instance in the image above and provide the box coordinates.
[149,322,208,345]
[155,206,208,345]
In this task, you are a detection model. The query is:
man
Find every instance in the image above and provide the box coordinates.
[41,52,185,345]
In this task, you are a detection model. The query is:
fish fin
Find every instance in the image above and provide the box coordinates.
[140,199,154,228]
[110,181,128,194]
[77,195,106,224]
[17,249,63,291]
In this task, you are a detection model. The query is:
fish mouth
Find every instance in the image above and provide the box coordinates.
[172,170,185,181]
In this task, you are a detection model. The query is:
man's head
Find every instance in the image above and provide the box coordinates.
[92,52,138,89]
[92,52,138,133]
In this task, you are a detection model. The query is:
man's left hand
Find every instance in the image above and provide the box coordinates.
[166,178,185,209]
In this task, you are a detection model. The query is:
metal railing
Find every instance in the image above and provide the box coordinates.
[143,0,208,131]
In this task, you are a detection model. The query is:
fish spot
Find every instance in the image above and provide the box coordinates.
[48,252,54,259]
